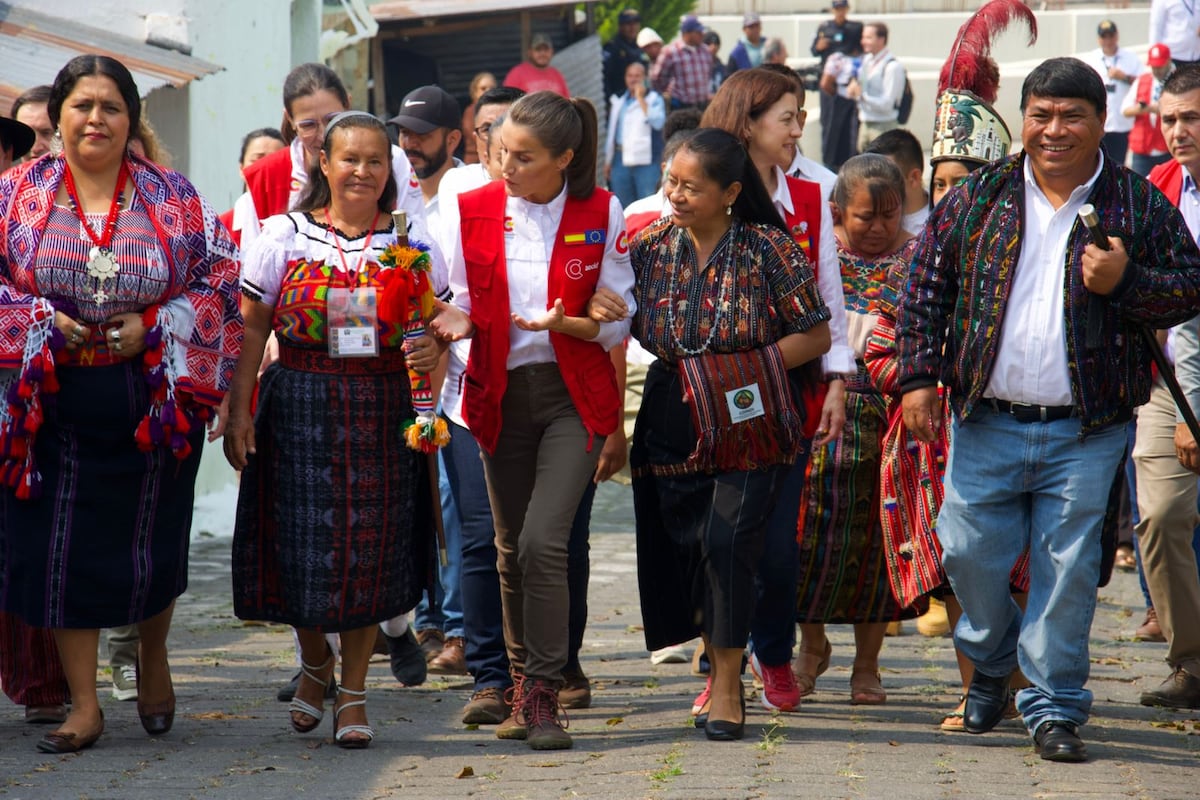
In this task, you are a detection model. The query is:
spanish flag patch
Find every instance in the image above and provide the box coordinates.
[564,229,606,245]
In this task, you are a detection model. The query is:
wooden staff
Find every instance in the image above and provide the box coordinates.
[393,210,449,568]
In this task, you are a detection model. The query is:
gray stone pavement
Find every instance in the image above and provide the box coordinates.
[2,492,1199,799]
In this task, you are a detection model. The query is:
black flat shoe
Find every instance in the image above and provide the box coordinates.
[963,671,1010,734]
[136,658,176,736]
[1034,720,1088,763]
[704,694,745,741]
[36,712,104,754]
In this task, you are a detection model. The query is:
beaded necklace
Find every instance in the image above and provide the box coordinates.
[667,225,735,356]
[63,160,129,304]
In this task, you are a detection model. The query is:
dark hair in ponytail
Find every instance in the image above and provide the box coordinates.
[506,90,598,199]
[677,128,787,234]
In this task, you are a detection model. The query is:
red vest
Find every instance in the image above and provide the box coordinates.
[781,175,823,269]
[782,175,827,439]
[458,182,621,455]
[1129,74,1168,155]
[1150,157,1184,206]
[242,146,297,226]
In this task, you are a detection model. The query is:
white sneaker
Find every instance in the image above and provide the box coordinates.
[650,645,688,665]
[112,663,138,701]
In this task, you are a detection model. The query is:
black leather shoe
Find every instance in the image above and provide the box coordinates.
[963,671,1011,734]
[704,694,745,741]
[385,629,428,687]
[1034,720,1088,763]
[1139,667,1200,709]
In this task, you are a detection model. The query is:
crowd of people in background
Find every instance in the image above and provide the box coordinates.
[2,1,1200,769]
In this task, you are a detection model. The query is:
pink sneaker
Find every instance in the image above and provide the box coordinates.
[691,675,712,716]
[751,652,800,712]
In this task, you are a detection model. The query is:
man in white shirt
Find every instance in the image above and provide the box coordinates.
[847,22,906,153]
[389,85,468,676]
[1151,0,1200,66]
[896,57,1200,763]
[1083,20,1140,166]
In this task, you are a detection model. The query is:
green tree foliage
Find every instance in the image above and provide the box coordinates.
[590,1,699,44]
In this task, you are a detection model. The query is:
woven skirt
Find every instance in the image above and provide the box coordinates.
[632,361,786,651]
[232,348,430,631]
[0,361,203,628]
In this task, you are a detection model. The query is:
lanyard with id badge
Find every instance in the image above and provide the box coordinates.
[326,208,381,358]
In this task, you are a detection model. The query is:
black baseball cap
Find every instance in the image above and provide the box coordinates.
[618,9,640,25]
[1097,20,1117,36]
[0,117,34,159]
[389,86,462,134]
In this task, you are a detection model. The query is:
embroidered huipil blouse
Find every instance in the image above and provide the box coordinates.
[241,212,448,349]
[630,218,830,363]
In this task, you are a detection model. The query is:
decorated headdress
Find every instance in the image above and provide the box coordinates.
[931,0,1037,166]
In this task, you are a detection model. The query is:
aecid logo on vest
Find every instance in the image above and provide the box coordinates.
[565,258,600,280]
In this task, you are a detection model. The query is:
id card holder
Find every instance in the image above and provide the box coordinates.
[725,382,766,423]
[327,286,379,357]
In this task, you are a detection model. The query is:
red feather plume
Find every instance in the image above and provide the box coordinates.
[938,0,1038,103]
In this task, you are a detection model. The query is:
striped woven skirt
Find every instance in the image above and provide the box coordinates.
[796,380,918,624]
[232,347,430,631]
[0,361,203,628]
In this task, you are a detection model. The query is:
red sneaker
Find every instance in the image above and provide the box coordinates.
[751,652,800,712]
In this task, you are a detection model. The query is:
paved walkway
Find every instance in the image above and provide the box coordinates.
[2,527,1197,800]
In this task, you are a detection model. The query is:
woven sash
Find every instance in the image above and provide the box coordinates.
[676,344,801,473]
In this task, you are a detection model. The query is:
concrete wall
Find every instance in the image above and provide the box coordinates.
[697,8,1152,164]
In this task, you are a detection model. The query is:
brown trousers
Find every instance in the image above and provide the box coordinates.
[480,364,601,682]
[1133,382,1200,677]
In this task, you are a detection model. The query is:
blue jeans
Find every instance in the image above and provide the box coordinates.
[414,447,464,639]
[938,410,1126,734]
[608,155,660,209]
[750,450,810,665]
[443,419,510,689]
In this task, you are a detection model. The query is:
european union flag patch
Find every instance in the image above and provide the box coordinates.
[564,229,606,245]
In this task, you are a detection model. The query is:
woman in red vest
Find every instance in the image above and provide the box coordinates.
[431,91,635,751]
[625,128,831,740]
[700,66,856,715]
[232,64,428,257]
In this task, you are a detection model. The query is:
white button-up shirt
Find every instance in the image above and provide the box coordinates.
[447,183,635,371]
[984,156,1103,406]
[770,165,855,374]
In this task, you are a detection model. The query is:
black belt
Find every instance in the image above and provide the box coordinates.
[985,398,1076,423]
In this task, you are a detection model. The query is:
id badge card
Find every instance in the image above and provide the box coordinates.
[725,382,766,423]
[327,286,379,357]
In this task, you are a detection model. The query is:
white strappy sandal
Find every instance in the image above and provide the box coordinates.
[289,650,335,734]
[333,687,374,749]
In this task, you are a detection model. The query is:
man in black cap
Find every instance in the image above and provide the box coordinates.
[0,116,35,173]
[604,8,647,100]
[391,85,467,677]
[813,1,863,169]
[1084,20,1140,166]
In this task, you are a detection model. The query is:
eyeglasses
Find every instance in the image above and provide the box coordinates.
[293,111,341,134]
[473,122,493,137]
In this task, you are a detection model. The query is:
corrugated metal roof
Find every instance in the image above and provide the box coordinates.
[0,1,221,115]
[370,0,598,23]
